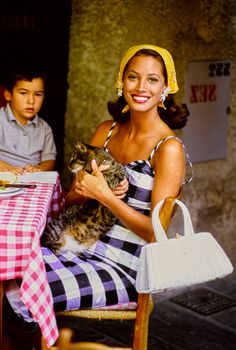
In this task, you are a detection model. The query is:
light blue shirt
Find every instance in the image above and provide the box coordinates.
[0,103,57,167]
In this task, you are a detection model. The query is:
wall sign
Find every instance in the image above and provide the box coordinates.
[182,61,231,163]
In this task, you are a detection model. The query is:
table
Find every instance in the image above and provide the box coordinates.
[0,175,65,349]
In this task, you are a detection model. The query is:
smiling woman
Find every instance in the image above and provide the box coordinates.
[39,44,193,314]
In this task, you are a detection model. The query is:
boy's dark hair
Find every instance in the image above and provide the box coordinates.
[3,63,47,92]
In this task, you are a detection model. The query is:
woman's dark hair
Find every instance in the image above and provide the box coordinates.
[107,49,189,130]
[159,96,189,129]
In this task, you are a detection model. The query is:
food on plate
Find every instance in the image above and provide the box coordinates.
[0,172,17,190]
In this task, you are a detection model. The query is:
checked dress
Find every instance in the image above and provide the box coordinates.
[42,123,193,312]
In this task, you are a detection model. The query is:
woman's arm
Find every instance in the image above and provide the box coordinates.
[65,174,88,208]
[150,138,185,204]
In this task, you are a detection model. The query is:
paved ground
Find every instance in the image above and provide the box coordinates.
[4,273,236,349]
[57,273,236,350]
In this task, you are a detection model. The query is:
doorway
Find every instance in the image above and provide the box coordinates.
[0,0,71,175]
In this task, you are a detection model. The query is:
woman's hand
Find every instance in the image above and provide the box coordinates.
[75,159,113,203]
[65,161,111,208]
[112,178,129,199]
[97,162,129,199]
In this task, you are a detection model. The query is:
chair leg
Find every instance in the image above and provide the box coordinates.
[132,294,153,350]
[41,336,49,350]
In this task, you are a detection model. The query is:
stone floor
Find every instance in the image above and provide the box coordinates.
[4,273,236,349]
[57,273,236,350]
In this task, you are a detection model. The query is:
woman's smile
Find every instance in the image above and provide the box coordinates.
[132,94,150,103]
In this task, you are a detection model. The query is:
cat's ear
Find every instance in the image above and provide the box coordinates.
[75,141,87,153]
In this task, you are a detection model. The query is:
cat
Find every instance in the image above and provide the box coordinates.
[41,141,127,255]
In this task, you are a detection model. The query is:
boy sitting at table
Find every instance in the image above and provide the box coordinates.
[0,64,57,175]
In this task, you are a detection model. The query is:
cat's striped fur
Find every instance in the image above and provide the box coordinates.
[41,142,127,255]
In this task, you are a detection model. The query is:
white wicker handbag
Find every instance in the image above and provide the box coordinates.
[136,199,233,293]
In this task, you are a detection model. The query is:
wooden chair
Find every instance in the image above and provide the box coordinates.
[50,327,132,350]
[42,196,177,350]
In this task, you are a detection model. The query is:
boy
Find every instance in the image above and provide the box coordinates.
[0,66,57,174]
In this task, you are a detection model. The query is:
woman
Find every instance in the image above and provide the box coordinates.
[42,44,192,311]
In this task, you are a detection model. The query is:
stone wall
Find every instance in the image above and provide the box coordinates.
[64,0,236,266]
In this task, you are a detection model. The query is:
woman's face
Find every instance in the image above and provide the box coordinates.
[123,55,166,114]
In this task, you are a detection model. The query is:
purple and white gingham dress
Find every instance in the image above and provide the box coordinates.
[42,123,193,312]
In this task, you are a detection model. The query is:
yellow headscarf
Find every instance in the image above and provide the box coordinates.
[115,44,178,110]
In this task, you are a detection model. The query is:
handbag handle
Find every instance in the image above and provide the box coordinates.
[152,199,195,242]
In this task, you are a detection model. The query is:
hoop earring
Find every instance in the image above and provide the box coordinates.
[121,104,129,113]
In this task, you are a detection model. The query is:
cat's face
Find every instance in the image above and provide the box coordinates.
[69,142,108,173]
[68,141,127,188]
[69,142,91,173]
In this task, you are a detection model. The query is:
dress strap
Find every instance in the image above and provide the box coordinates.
[103,122,116,151]
[148,136,194,184]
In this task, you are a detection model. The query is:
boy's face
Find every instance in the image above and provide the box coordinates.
[4,78,45,125]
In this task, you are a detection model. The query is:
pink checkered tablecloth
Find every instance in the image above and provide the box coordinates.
[0,174,65,347]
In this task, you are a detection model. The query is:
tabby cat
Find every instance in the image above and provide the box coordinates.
[41,141,127,255]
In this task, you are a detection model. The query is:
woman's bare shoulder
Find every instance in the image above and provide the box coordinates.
[90,119,115,147]
[151,134,185,168]
[96,119,115,132]
[158,136,185,156]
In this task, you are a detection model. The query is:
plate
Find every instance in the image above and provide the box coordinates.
[0,187,24,198]
[0,172,18,183]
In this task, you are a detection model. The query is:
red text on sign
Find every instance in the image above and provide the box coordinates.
[189,84,216,103]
